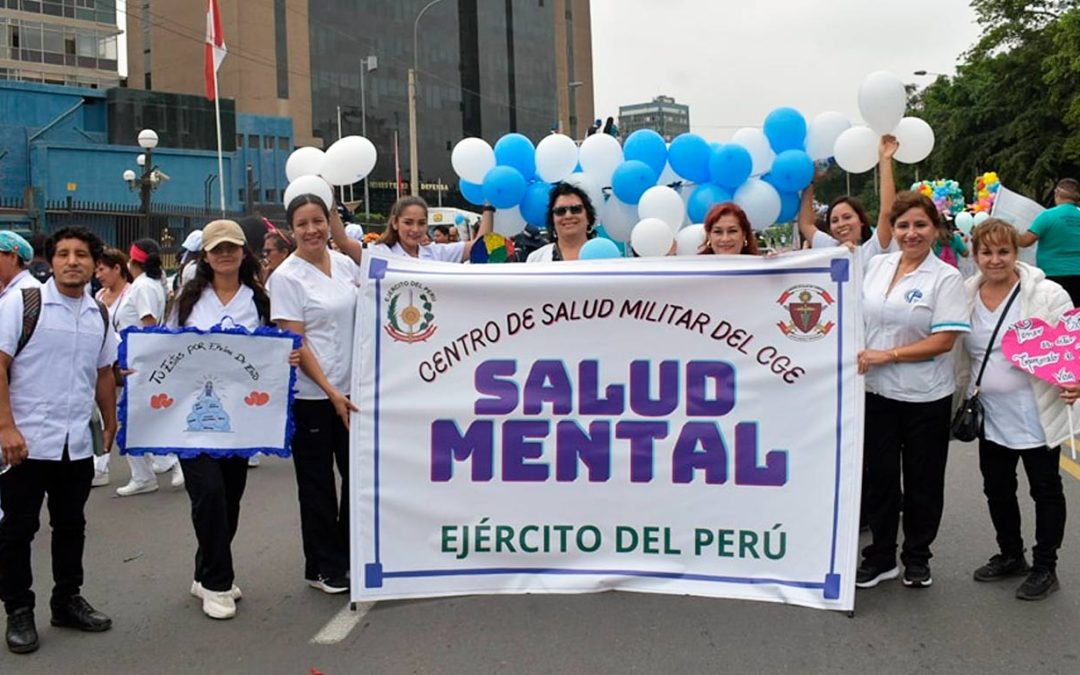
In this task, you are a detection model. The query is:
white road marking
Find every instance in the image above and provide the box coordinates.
[310,601,374,645]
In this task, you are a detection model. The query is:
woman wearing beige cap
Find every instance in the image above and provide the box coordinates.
[167,219,296,620]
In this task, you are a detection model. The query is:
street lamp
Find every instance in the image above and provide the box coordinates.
[409,0,448,196]
[123,128,169,239]
[360,55,377,221]
[913,70,944,77]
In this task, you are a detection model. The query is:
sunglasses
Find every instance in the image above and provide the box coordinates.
[552,204,585,216]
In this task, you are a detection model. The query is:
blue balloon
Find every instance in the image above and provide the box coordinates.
[623,129,668,177]
[777,190,800,223]
[611,160,658,205]
[493,133,536,180]
[769,149,814,192]
[520,181,554,227]
[687,183,733,223]
[482,166,528,209]
[708,144,753,190]
[454,214,465,225]
[579,237,622,260]
[460,179,486,206]
[763,107,807,153]
[668,133,711,184]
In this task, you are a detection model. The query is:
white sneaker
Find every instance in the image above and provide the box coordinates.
[116,480,158,497]
[170,463,185,489]
[201,589,236,620]
[247,455,261,468]
[91,470,110,487]
[150,456,173,474]
[191,580,242,601]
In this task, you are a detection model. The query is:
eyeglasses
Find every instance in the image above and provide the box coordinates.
[552,204,585,216]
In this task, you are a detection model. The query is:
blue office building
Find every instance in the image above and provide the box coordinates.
[0,79,293,249]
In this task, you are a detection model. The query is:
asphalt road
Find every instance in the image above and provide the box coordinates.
[4,441,1080,675]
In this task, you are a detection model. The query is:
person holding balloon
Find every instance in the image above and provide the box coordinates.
[526,183,599,262]
[697,203,760,256]
[957,218,1076,601]
[334,196,492,264]
[854,191,971,590]
[797,135,899,265]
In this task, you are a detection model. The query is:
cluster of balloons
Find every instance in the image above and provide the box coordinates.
[955,210,990,235]
[833,71,934,173]
[452,133,588,236]
[971,171,1000,213]
[912,179,966,216]
[284,136,377,209]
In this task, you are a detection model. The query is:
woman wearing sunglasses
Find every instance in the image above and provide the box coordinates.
[526,183,597,262]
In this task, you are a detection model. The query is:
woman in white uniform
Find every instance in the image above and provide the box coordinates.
[90,248,132,487]
[855,191,971,590]
[958,218,1076,601]
[797,135,899,267]
[113,239,182,495]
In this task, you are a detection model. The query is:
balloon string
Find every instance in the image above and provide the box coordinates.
[1069,405,1077,461]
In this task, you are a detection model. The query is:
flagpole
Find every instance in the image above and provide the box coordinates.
[213,64,226,217]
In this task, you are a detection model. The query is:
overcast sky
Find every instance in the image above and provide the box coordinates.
[590,0,983,142]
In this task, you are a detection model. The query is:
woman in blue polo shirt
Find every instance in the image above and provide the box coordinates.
[854,191,971,590]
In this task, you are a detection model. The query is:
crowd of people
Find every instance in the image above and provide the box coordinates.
[0,166,1078,655]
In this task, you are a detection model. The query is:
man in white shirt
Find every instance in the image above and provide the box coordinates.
[0,227,117,654]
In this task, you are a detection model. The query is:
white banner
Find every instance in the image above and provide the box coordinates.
[992,185,1045,266]
[351,248,864,611]
[120,326,300,458]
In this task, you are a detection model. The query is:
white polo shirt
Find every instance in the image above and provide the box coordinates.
[0,278,118,460]
[863,251,970,402]
[812,230,896,269]
[368,241,466,263]
[526,243,557,263]
[113,272,166,330]
[167,284,261,332]
[268,250,359,400]
[0,269,43,301]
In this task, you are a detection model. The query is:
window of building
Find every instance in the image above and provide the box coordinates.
[247,135,258,148]
[277,136,289,151]
[265,189,276,203]
[236,134,243,149]
[239,188,246,203]
[264,136,275,150]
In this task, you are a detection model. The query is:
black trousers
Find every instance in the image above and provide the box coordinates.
[862,393,952,568]
[0,450,93,614]
[180,454,249,592]
[291,399,350,580]
[978,439,1066,571]
[1048,275,1080,307]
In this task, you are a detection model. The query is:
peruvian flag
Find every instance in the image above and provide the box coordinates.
[204,0,226,100]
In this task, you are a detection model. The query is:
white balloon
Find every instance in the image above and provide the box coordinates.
[322,135,377,186]
[578,133,623,185]
[731,128,775,177]
[564,172,605,214]
[734,178,782,231]
[283,175,334,210]
[600,195,638,243]
[286,147,325,182]
[892,117,935,164]
[630,218,675,257]
[493,205,526,237]
[955,211,974,234]
[973,211,990,226]
[676,223,705,255]
[833,126,880,174]
[451,137,495,184]
[637,186,685,234]
[535,134,579,183]
[805,111,851,161]
[858,71,907,136]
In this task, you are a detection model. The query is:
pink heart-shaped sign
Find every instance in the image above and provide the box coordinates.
[1001,307,1080,387]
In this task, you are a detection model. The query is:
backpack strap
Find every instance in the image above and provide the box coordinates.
[15,287,42,358]
[14,288,110,358]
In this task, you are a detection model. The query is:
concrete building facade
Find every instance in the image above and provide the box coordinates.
[0,0,121,89]
[618,95,690,142]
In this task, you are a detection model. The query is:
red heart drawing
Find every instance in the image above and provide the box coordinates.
[245,391,270,407]
[150,393,174,410]
[161,396,174,408]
